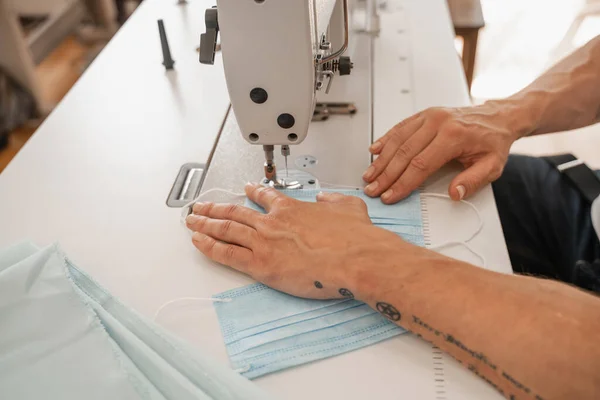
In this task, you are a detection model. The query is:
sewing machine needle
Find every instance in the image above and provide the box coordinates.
[281,145,290,178]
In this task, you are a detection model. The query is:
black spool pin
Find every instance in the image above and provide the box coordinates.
[158,19,175,70]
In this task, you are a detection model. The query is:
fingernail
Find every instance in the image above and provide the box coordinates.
[456,185,466,200]
[186,214,200,225]
[365,181,379,193]
[381,189,393,201]
[362,165,375,180]
[370,142,382,152]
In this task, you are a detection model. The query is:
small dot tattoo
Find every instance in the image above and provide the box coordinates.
[339,288,354,298]
[314,281,323,289]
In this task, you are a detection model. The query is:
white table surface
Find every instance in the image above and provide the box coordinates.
[0,0,511,398]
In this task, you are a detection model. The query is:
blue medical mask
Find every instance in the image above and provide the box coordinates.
[213,283,404,379]
[209,188,421,378]
[244,188,425,246]
[0,242,271,400]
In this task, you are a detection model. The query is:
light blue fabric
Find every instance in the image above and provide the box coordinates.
[244,188,425,246]
[212,189,421,378]
[0,242,271,400]
[213,284,404,379]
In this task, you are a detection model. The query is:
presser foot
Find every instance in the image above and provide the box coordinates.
[262,178,303,190]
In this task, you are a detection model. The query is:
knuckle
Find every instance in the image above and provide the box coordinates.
[272,196,291,208]
[352,197,368,210]
[203,236,216,255]
[489,162,505,181]
[223,204,239,219]
[202,202,215,216]
[395,143,413,160]
[350,196,365,206]
[256,187,271,200]
[430,107,450,119]
[194,215,207,230]
[409,156,428,172]
[224,244,237,261]
[258,214,277,229]
[218,220,233,236]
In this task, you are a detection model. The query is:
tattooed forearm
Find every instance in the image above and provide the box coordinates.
[412,315,543,399]
[413,315,497,370]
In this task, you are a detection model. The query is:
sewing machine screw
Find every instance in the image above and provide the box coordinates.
[249,133,259,141]
[250,88,268,104]
[308,179,315,184]
[287,133,298,142]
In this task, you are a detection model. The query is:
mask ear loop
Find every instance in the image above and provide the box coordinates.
[421,193,486,267]
[180,188,246,227]
[153,297,233,321]
[317,181,363,190]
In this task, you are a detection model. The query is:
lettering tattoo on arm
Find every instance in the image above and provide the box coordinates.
[411,315,544,400]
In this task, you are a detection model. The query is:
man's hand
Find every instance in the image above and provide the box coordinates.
[186,183,407,299]
[363,103,525,203]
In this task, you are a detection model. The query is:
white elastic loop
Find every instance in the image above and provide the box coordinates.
[180,188,246,226]
[317,181,362,190]
[421,193,486,267]
[153,296,232,321]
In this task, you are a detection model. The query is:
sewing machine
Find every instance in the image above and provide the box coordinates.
[0,0,512,398]
[195,0,371,192]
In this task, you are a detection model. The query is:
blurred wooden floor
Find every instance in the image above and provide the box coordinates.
[0,36,93,173]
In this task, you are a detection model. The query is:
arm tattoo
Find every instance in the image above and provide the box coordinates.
[376,302,401,321]
[412,314,543,399]
[338,288,354,298]
[314,281,323,289]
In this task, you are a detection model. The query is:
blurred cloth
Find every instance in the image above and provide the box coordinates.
[493,155,600,293]
[0,242,271,400]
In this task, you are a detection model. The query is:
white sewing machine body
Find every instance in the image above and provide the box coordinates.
[200,0,361,185]
[0,0,512,398]
[197,0,379,191]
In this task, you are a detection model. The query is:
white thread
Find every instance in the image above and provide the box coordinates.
[317,181,362,190]
[153,297,232,321]
[421,193,486,267]
[180,188,246,226]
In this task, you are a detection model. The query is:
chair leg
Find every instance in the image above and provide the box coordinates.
[461,29,479,91]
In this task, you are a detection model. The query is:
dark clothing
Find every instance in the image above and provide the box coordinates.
[492,155,600,292]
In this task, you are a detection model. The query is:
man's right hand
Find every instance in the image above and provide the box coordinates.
[362,102,531,203]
